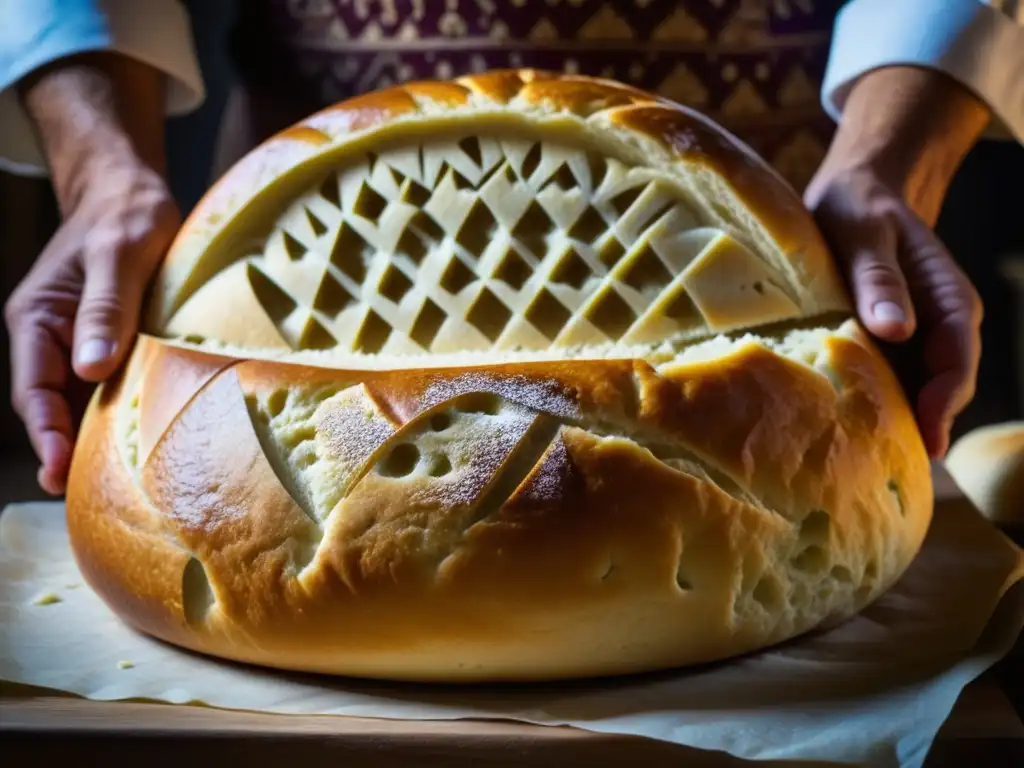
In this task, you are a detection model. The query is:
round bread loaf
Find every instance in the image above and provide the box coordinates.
[945,422,1024,525]
[66,70,933,682]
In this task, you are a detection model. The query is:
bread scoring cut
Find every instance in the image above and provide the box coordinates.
[66,70,933,682]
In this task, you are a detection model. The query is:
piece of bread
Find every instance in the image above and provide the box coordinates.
[945,422,1024,526]
[65,70,933,682]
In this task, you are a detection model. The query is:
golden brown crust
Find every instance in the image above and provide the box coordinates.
[66,71,931,682]
[67,321,931,681]
[146,69,848,335]
[945,422,1024,525]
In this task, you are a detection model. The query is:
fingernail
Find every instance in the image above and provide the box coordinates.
[872,301,906,324]
[76,338,115,367]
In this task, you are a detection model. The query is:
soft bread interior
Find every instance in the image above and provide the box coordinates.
[118,319,859,522]
[155,123,848,364]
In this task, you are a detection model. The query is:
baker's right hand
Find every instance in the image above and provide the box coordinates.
[4,155,179,495]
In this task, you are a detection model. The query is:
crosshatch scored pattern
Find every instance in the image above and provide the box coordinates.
[178,134,802,356]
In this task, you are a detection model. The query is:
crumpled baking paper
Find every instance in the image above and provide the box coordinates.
[2,478,1022,768]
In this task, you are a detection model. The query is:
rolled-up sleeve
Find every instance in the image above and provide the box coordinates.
[0,0,205,177]
[823,0,1024,143]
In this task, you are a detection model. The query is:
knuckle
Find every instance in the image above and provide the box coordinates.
[3,294,25,329]
[854,261,906,291]
[10,388,25,418]
[4,292,45,333]
[10,384,38,420]
[77,294,125,329]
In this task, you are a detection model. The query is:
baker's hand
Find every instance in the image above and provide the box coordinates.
[805,161,982,460]
[4,157,179,495]
[804,66,991,460]
[4,52,174,495]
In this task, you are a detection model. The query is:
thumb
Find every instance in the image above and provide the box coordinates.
[847,233,917,343]
[72,256,145,381]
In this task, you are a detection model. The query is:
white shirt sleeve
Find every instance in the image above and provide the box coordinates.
[823,0,1024,144]
[0,0,206,177]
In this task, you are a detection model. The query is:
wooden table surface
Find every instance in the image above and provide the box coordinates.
[2,457,1022,767]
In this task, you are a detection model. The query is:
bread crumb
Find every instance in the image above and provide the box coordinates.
[117,660,135,670]
[32,592,62,606]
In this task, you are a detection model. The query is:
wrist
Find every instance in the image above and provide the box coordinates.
[20,52,168,215]
[822,66,989,224]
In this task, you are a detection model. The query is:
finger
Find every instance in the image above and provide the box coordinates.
[916,314,982,459]
[810,193,916,342]
[846,236,917,343]
[8,315,75,495]
[72,250,145,382]
[892,210,983,457]
[895,209,981,325]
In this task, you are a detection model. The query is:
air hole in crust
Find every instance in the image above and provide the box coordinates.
[460,392,502,416]
[182,557,214,628]
[313,387,340,404]
[830,565,853,583]
[266,390,288,417]
[887,479,904,516]
[752,574,783,611]
[430,412,452,432]
[246,394,269,425]
[799,509,831,545]
[427,453,452,477]
[792,545,828,574]
[284,424,316,449]
[379,443,420,478]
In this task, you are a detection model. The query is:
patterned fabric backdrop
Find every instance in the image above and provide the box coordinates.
[234,0,838,191]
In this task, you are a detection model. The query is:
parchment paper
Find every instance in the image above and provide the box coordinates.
[2,486,1022,768]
